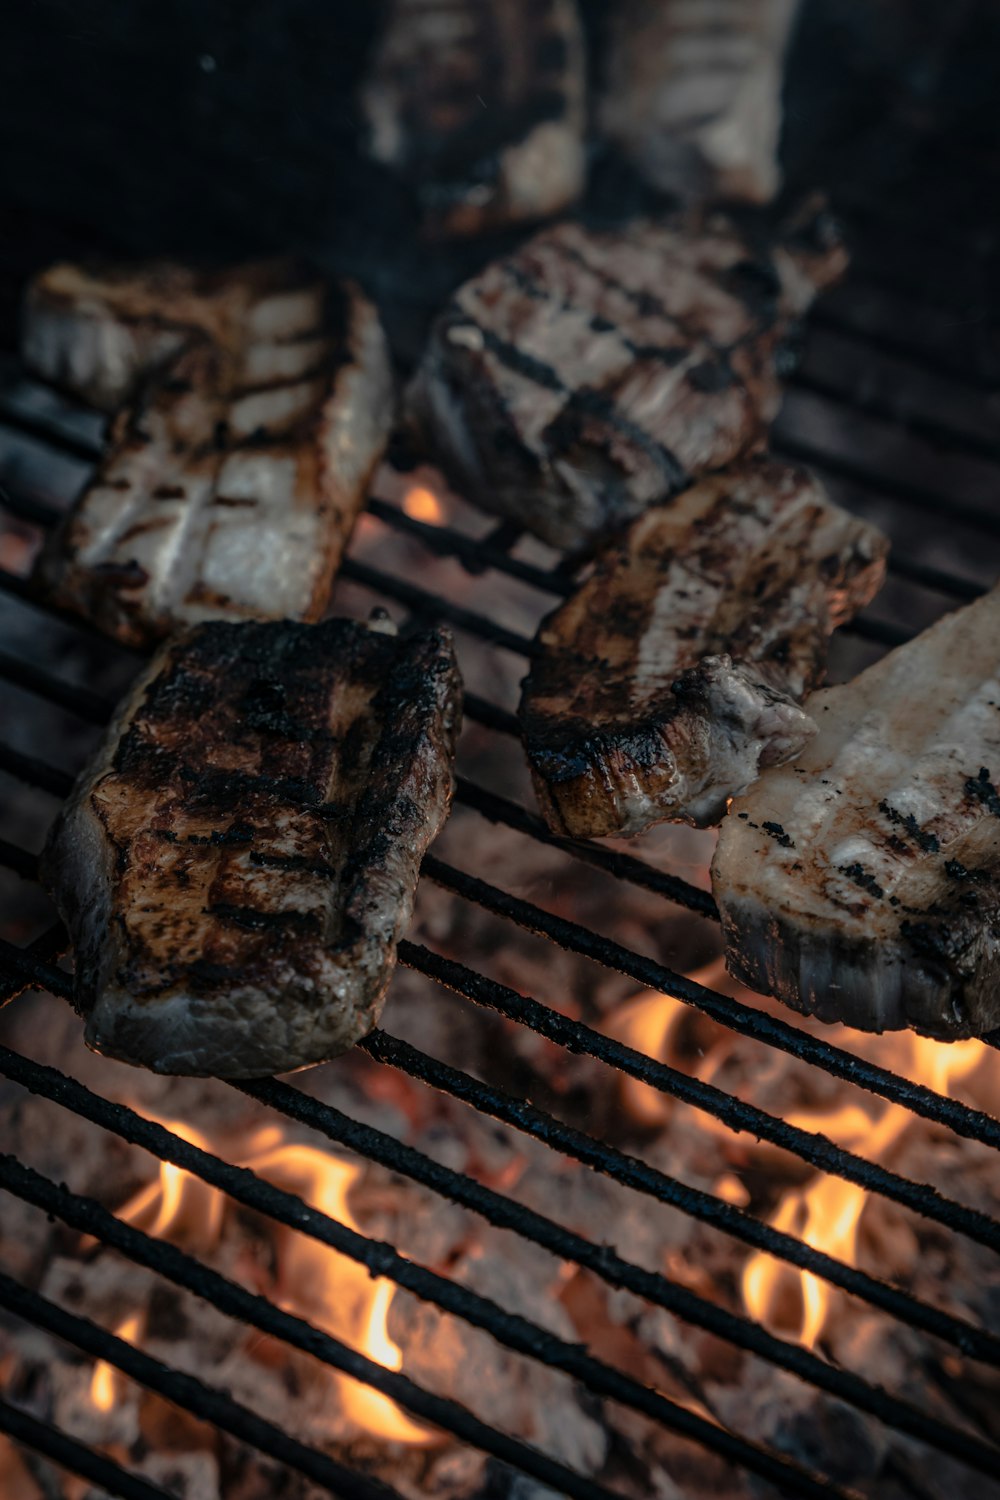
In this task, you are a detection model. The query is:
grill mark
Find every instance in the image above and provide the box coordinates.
[250,849,340,879]
[232,361,331,398]
[461,315,687,480]
[878,799,941,854]
[208,902,320,934]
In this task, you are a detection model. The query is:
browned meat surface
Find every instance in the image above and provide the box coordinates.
[41,617,462,1077]
[407,209,845,550]
[713,585,1000,1038]
[24,260,393,647]
[520,460,887,836]
[360,0,586,236]
[601,0,801,204]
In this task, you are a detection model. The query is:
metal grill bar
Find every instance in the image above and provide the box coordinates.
[0,1048,859,1499]
[0,1158,628,1500]
[2,1048,996,1488]
[1,937,997,1380]
[0,1273,406,1500]
[2,750,997,1178]
[0,1398,173,1500]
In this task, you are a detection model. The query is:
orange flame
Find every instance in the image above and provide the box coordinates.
[246,1136,435,1446]
[607,990,687,1126]
[742,1035,986,1348]
[94,1118,433,1444]
[403,486,444,525]
[90,1313,143,1413]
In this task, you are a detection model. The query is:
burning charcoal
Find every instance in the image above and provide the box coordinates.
[600,0,802,204]
[407,209,845,550]
[714,581,1000,1037]
[41,616,461,1076]
[520,458,887,836]
[360,0,586,238]
[23,260,394,648]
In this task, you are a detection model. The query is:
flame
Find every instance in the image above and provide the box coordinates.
[608,990,687,1126]
[403,485,444,525]
[741,1033,988,1348]
[90,1313,143,1413]
[95,1120,433,1445]
[246,1138,435,1445]
[115,1119,225,1249]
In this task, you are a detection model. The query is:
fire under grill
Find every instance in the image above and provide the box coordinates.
[3,72,1000,1500]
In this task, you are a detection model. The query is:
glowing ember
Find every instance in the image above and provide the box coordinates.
[403,485,444,525]
[90,1312,143,1413]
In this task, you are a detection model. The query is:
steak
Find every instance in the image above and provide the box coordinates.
[601,0,802,203]
[360,0,586,237]
[520,459,887,836]
[712,585,1000,1037]
[41,616,462,1077]
[24,260,393,647]
[407,208,845,550]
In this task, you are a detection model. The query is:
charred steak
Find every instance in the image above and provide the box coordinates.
[360,0,586,236]
[41,617,462,1077]
[520,459,887,837]
[407,210,845,550]
[601,0,801,204]
[25,260,393,648]
[713,585,1000,1038]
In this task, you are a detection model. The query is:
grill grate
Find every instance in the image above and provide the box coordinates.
[1,205,1000,1500]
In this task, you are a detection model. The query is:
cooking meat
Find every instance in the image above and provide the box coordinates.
[712,585,1000,1038]
[520,459,887,837]
[601,0,801,204]
[360,0,586,236]
[24,260,393,648]
[407,208,845,550]
[41,616,462,1077]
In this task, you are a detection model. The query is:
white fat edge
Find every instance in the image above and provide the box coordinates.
[317,299,394,505]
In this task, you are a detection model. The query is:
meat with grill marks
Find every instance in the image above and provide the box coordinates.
[713,585,1000,1038]
[41,616,462,1077]
[520,460,887,837]
[360,0,586,237]
[601,0,802,204]
[407,208,845,550]
[24,260,393,648]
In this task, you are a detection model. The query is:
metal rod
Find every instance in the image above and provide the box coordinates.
[367,498,571,597]
[0,1272,406,1500]
[339,557,536,656]
[0,1051,852,1500]
[0,1397,172,1500]
[420,857,1000,1248]
[0,1156,623,1500]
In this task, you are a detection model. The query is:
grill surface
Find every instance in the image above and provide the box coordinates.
[2,101,1000,1500]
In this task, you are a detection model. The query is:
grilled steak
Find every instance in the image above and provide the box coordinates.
[520,460,887,837]
[713,585,1000,1038]
[360,0,586,237]
[407,209,845,550]
[41,616,462,1077]
[25,260,393,647]
[601,0,801,204]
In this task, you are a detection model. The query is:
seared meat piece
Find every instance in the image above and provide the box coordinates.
[601,0,801,204]
[407,210,845,549]
[360,0,585,237]
[713,585,1000,1038]
[41,617,462,1077]
[520,460,887,837]
[25,260,393,648]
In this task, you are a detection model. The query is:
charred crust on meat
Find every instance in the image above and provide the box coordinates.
[877,799,940,853]
[838,863,885,900]
[966,767,1000,818]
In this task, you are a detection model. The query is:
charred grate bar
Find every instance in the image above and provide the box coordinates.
[2,200,1000,1496]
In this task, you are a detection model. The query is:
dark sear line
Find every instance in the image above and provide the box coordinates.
[39,617,462,1078]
